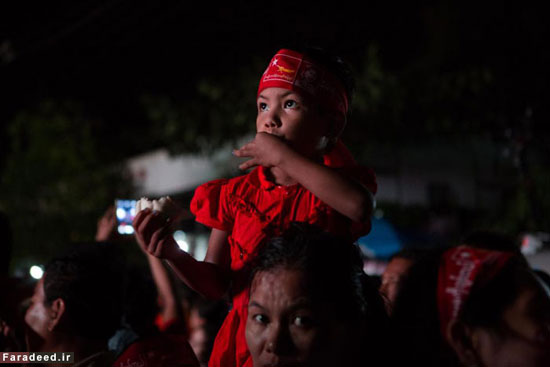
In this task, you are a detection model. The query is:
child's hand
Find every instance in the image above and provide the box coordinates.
[133,208,180,261]
[233,132,291,171]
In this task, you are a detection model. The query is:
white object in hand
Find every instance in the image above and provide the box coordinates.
[136,196,182,221]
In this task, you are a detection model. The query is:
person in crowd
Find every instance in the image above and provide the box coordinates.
[245,223,389,367]
[97,205,188,335]
[187,295,228,367]
[391,245,550,367]
[133,46,377,367]
[461,229,522,254]
[379,247,426,314]
[1,211,33,353]
[95,206,199,367]
[110,266,199,367]
[24,242,124,367]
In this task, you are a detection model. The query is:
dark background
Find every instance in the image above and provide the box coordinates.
[1,1,549,271]
[3,2,548,153]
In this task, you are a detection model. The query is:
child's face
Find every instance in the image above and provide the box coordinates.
[256,87,330,158]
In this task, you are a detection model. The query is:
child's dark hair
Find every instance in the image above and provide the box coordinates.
[303,47,355,108]
[284,45,355,110]
[43,242,124,340]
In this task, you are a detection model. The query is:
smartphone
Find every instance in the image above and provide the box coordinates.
[115,199,137,235]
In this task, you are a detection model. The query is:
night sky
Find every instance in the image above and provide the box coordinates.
[1,1,549,159]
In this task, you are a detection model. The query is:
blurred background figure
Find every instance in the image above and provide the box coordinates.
[0,211,33,353]
[391,245,550,367]
[24,242,124,366]
[379,247,427,314]
[96,205,200,366]
[187,295,228,367]
[461,230,523,254]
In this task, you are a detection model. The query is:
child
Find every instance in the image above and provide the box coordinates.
[133,47,377,367]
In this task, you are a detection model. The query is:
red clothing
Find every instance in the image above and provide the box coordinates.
[190,143,376,367]
[154,313,189,336]
[112,333,199,367]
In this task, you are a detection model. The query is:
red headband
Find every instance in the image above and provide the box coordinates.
[258,49,349,116]
[437,245,514,340]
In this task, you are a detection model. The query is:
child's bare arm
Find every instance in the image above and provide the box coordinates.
[234,132,374,223]
[133,209,231,300]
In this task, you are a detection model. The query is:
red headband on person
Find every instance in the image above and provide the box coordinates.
[257,49,349,116]
[437,245,514,341]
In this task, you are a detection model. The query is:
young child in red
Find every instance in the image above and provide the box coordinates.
[133,48,377,367]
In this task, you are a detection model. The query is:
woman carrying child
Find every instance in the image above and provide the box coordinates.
[133,47,377,367]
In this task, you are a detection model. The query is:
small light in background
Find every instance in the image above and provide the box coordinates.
[173,230,189,252]
[30,265,44,280]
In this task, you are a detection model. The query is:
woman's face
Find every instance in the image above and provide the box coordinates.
[246,268,352,367]
[474,272,550,367]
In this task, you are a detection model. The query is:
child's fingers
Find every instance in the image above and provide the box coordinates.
[239,158,258,171]
[150,225,174,258]
[233,145,253,158]
[150,223,171,248]
[132,208,151,230]
[137,210,164,244]
[155,237,174,258]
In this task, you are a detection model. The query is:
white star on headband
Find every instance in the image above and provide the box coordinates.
[272,58,278,66]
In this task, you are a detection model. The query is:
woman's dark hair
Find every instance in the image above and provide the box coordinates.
[391,246,529,367]
[250,222,390,364]
[252,223,371,317]
[43,242,124,340]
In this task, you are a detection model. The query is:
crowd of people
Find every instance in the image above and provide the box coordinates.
[2,46,550,367]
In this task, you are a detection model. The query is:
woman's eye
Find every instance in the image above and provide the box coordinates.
[293,315,314,328]
[253,314,269,324]
[259,103,268,111]
[284,100,297,108]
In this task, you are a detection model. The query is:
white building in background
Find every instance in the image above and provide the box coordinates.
[126,138,505,208]
[122,138,549,272]
[126,141,246,197]
[124,141,246,261]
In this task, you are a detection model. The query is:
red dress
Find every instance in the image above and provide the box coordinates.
[190,142,377,367]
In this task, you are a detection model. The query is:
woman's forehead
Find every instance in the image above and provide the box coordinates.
[251,268,309,296]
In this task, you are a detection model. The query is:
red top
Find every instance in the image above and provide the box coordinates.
[190,141,377,367]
